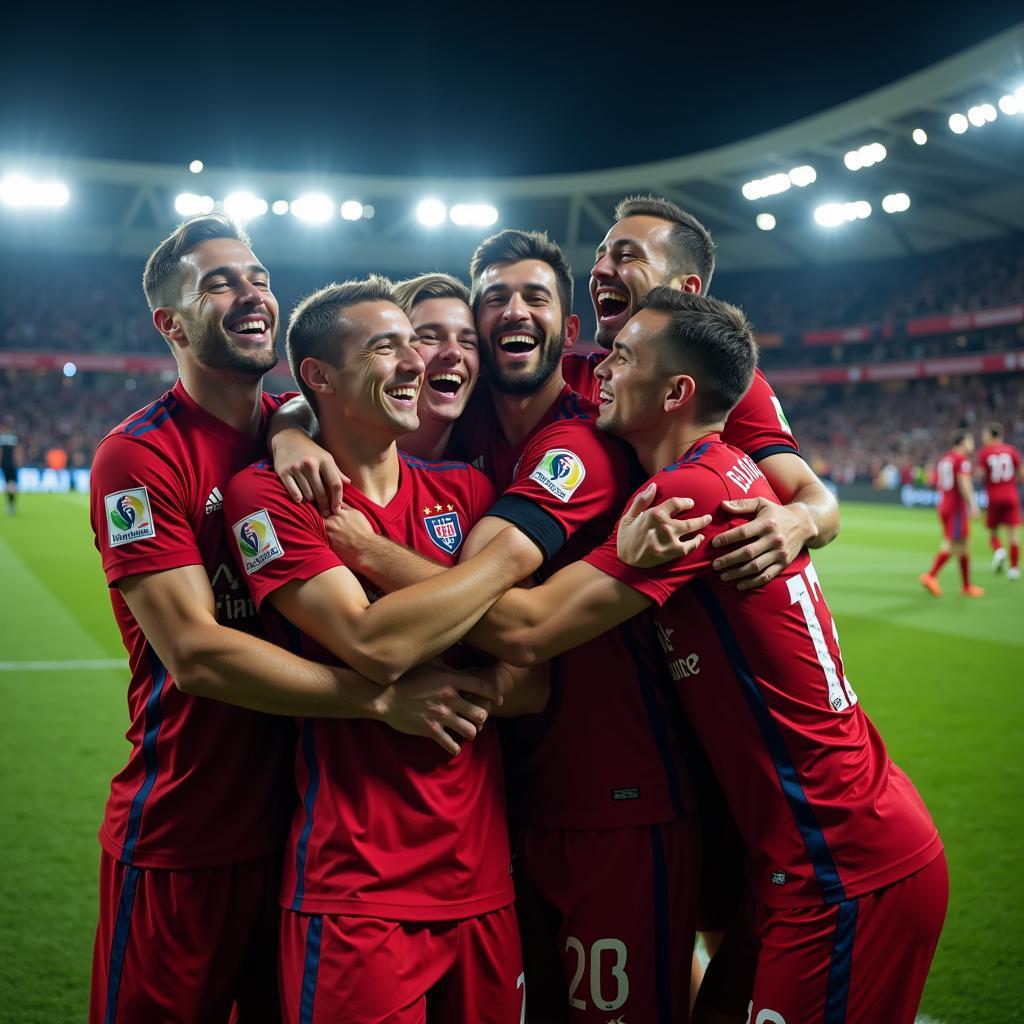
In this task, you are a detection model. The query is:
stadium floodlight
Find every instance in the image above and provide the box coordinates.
[814,200,870,227]
[882,193,911,214]
[290,192,334,224]
[0,174,70,209]
[788,165,816,188]
[851,200,871,219]
[416,198,447,227]
[998,94,1019,116]
[340,200,364,221]
[741,172,791,201]
[174,193,215,217]
[843,150,862,171]
[223,191,268,222]
[912,128,928,145]
[967,105,987,128]
[362,204,375,219]
[271,200,289,215]
[756,213,776,231]
[189,160,204,174]
[450,203,499,227]
[62,362,77,378]
[948,112,969,134]
[845,143,886,171]
[981,103,997,123]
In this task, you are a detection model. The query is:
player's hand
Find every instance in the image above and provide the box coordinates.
[325,504,377,563]
[712,497,812,589]
[969,505,981,521]
[616,483,711,568]
[271,428,348,515]
[376,665,503,756]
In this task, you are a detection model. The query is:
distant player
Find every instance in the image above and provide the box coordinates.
[0,419,19,514]
[920,429,983,597]
[977,422,1022,581]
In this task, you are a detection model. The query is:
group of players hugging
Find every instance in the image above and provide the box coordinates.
[88,196,948,1024]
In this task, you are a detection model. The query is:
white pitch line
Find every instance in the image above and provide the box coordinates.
[0,659,126,672]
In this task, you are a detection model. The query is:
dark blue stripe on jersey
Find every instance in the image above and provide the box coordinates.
[125,394,182,438]
[649,825,673,1024]
[123,396,169,434]
[299,914,323,1024]
[556,391,588,421]
[254,458,273,472]
[691,581,847,904]
[291,719,321,911]
[622,615,687,820]
[749,443,801,464]
[121,646,168,864]
[824,898,858,1023]
[487,494,566,560]
[104,864,141,1024]
[399,452,469,472]
[953,510,964,541]
[663,440,712,473]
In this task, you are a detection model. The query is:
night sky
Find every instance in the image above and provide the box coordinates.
[2,2,1022,177]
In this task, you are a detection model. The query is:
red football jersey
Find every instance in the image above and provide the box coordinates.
[222,453,515,920]
[562,353,800,462]
[88,380,297,869]
[935,449,972,516]
[585,435,942,908]
[472,385,694,829]
[977,442,1022,504]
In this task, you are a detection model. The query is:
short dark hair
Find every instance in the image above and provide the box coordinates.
[286,275,396,411]
[638,287,757,424]
[614,195,716,292]
[143,214,249,310]
[951,428,973,448]
[393,272,470,315]
[469,229,574,318]
[983,421,1003,440]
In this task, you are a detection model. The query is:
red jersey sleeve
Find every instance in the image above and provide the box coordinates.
[584,465,729,605]
[958,457,972,476]
[722,369,800,461]
[90,433,203,586]
[488,419,632,560]
[223,464,343,610]
[561,352,602,403]
[464,465,498,523]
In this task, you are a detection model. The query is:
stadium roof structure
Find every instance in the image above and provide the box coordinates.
[2,24,1023,276]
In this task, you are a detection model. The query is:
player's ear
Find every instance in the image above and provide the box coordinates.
[562,313,581,350]
[300,357,336,401]
[153,308,188,349]
[665,272,703,296]
[664,374,696,414]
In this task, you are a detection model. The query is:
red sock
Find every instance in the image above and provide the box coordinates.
[929,552,950,576]
[959,555,970,588]
[1012,543,1020,569]
[990,534,1003,552]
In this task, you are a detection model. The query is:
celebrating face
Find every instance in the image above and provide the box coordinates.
[409,297,480,423]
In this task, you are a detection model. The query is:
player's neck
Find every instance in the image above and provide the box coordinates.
[635,422,721,476]
[491,371,566,447]
[177,365,264,438]
[319,418,402,507]
[399,416,453,461]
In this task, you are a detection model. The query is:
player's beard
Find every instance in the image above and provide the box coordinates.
[481,324,564,396]
[183,313,280,377]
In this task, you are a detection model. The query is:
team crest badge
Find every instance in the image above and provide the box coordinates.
[529,448,586,502]
[232,509,285,574]
[104,486,156,547]
[424,510,463,555]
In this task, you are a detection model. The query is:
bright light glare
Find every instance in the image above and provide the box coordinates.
[741,172,792,201]
[998,94,1019,116]
[981,103,997,122]
[340,200,364,221]
[756,213,776,231]
[416,198,447,226]
[814,201,871,227]
[290,193,334,224]
[174,193,215,216]
[967,105,986,127]
[882,193,911,214]
[224,191,268,222]
[450,203,499,227]
[912,128,928,145]
[62,362,77,378]
[189,160,204,174]
[271,200,289,215]
[362,204,375,219]
[0,174,70,208]
[949,113,969,134]
[844,151,862,171]
[844,143,886,171]
[788,165,816,187]
[1016,85,1024,105]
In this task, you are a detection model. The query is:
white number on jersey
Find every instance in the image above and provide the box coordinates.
[566,936,629,1013]
[987,452,1015,484]
[936,458,955,492]
[785,564,857,712]
[517,971,526,1024]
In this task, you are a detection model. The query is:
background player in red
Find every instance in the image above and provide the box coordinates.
[920,429,984,597]
[464,288,947,1024]
[223,276,547,1024]
[977,421,1023,581]
[88,218,502,1024]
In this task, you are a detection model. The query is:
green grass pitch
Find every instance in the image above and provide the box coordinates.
[1,494,1021,1022]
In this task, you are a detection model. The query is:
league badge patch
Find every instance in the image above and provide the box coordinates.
[104,486,156,547]
[529,448,586,502]
[232,509,285,574]
[424,510,463,555]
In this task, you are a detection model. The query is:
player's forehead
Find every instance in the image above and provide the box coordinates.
[598,216,674,256]
[183,238,265,281]
[410,297,475,332]
[478,258,558,297]
[342,300,415,345]
[617,308,668,353]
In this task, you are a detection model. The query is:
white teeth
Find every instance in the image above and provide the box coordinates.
[429,373,462,385]
[386,387,417,400]
[597,289,628,302]
[499,334,538,348]
[232,319,266,332]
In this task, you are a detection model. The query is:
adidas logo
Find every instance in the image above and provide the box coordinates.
[205,487,224,514]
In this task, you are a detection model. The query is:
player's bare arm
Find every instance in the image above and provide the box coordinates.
[267,394,345,514]
[117,563,495,752]
[958,466,979,518]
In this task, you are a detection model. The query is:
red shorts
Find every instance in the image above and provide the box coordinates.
[749,852,948,1024]
[90,849,282,1024]
[514,819,699,1023]
[940,507,969,541]
[279,904,523,1023]
[986,497,1022,529]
